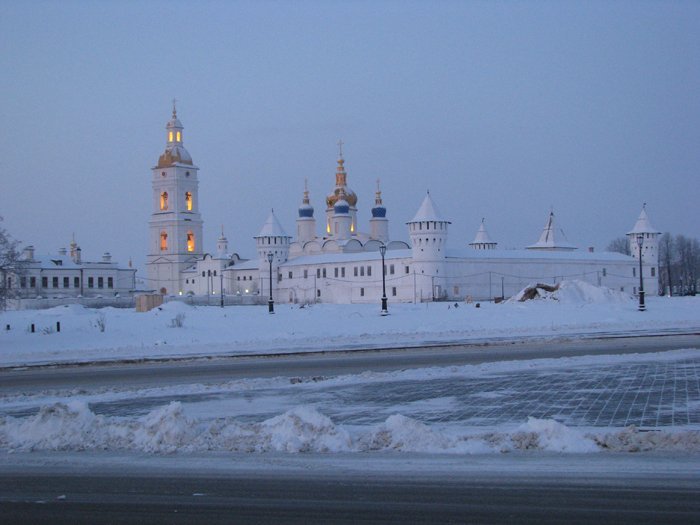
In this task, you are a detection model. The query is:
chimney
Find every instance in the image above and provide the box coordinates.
[102,252,112,263]
[22,245,35,260]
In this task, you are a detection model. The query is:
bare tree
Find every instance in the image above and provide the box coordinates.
[675,235,700,295]
[658,233,674,296]
[0,217,23,310]
[606,236,631,256]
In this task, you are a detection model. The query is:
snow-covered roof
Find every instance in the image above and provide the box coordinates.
[255,210,289,238]
[469,219,496,245]
[408,192,450,223]
[446,248,632,262]
[227,259,260,271]
[627,205,660,235]
[282,248,412,267]
[526,212,577,251]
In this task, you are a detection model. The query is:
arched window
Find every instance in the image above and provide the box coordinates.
[187,231,195,252]
[160,192,168,210]
[176,131,181,142]
[185,192,192,211]
[168,131,173,142]
[160,232,168,251]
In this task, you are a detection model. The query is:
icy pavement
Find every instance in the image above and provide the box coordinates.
[1,348,699,454]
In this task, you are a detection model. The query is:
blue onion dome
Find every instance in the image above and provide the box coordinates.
[371,180,386,217]
[298,203,314,218]
[372,205,386,218]
[298,181,315,217]
[334,191,350,214]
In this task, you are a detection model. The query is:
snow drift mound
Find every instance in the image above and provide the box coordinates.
[3,403,700,454]
[508,280,632,305]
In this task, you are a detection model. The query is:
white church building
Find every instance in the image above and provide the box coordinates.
[146,109,660,304]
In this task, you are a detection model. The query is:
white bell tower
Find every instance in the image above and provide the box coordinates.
[146,103,204,295]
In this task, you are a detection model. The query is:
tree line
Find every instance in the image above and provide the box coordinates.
[608,234,700,296]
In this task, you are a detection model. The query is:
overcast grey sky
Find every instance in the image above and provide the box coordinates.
[1,0,698,271]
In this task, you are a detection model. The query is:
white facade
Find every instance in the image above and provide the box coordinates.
[9,240,136,299]
[146,110,660,304]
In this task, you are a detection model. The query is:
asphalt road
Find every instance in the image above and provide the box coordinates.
[1,469,699,524]
[1,333,698,395]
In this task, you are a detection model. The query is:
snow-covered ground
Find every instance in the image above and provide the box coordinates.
[1,282,699,459]
[1,281,698,367]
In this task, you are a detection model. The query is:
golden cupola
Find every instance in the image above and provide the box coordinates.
[157,103,194,168]
[325,154,358,209]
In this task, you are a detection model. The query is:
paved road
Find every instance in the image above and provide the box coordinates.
[1,469,699,524]
[1,333,699,394]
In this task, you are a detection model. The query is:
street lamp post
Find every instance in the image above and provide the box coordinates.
[636,234,645,311]
[379,244,388,315]
[267,252,274,314]
[220,272,224,308]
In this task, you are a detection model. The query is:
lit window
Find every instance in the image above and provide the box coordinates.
[160,192,169,210]
[160,232,168,251]
[169,131,173,142]
[185,192,192,211]
[176,131,181,142]
[187,232,195,252]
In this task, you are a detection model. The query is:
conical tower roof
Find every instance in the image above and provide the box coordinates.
[408,192,450,223]
[255,210,289,238]
[627,204,660,235]
[470,219,496,245]
[527,211,576,251]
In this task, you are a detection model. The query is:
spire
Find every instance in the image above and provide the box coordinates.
[172,98,178,119]
[372,178,387,218]
[326,142,357,208]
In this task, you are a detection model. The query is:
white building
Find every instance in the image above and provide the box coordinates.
[9,237,136,299]
[146,109,659,304]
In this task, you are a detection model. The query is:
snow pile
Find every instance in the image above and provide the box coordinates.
[364,414,451,452]
[508,417,598,452]
[509,280,632,305]
[255,407,353,452]
[3,403,699,454]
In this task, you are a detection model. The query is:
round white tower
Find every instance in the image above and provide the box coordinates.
[626,204,660,296]
[406,191,450,300]
[255,210,291,303]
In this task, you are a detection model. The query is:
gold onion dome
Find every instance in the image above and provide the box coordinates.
[326,157,357,208]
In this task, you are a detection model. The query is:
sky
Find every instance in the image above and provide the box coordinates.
[1,0,698,272]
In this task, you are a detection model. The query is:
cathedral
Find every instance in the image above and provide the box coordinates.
[146,109,660,304]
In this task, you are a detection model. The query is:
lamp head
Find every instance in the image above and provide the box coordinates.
[379,244,387,256]
[267,252,273,263]
[636,234,644,248]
